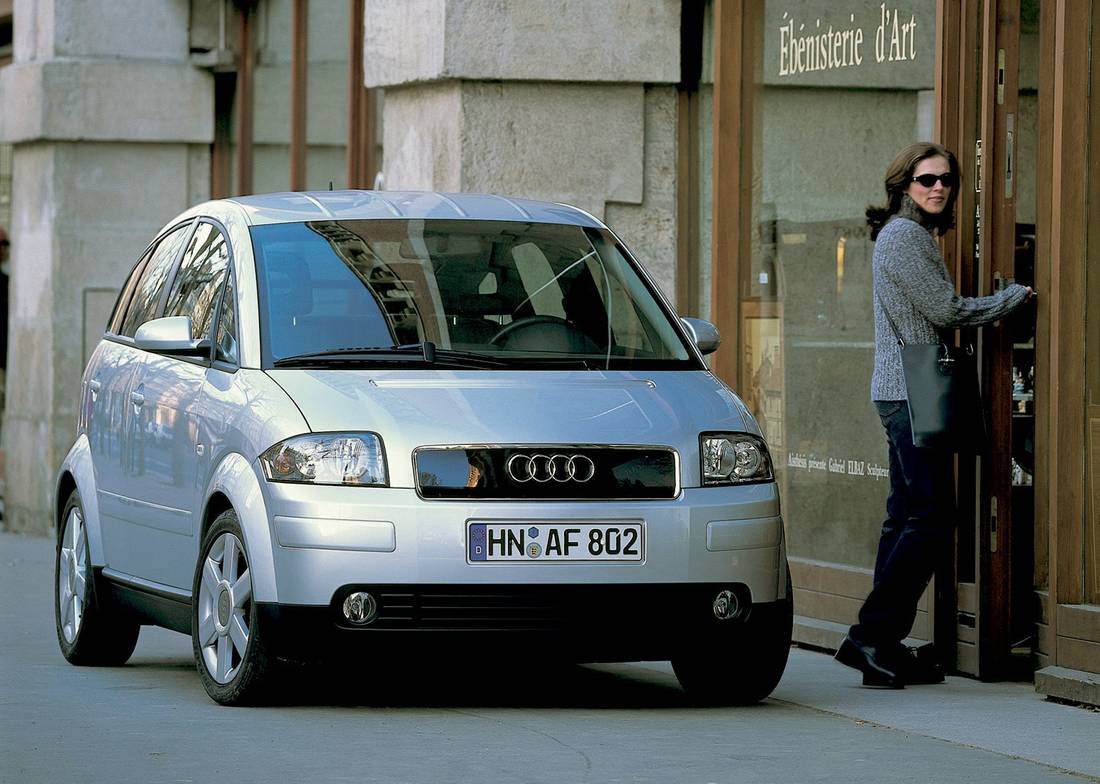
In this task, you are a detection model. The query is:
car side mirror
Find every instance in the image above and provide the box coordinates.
[134,316,211,356]
[680,317,721,356]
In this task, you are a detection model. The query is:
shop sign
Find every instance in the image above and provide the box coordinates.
[765,1,935,89]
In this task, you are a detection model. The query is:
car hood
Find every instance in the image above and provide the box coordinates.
[265,369,758,487]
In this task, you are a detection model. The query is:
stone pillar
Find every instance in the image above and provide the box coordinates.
[0,0,213,534]
[364,0,681,296]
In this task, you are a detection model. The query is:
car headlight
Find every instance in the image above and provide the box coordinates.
[259,433,388,486]
[701,433,773,485]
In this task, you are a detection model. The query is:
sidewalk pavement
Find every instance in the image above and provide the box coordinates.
[615,650,1100,780]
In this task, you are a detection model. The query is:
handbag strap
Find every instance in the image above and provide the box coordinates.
[875,290,906,347]
[875,289,951,349]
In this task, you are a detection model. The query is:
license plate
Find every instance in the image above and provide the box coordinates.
[467,521,644,563]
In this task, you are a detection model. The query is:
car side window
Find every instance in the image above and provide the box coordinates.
[118,223,192,338]
[164,222,230,343]
[107,250,153,335]
[214,271,238,365]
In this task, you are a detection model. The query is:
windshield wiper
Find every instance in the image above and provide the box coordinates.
[272,341,510,368]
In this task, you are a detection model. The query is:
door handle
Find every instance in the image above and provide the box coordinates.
[88,379,101,392]
[990,496,998,553]
[130,390,145,407]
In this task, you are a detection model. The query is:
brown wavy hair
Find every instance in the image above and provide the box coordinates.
[866,142,960,240]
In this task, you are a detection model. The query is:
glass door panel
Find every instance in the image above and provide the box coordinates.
[1001,0,1040,676]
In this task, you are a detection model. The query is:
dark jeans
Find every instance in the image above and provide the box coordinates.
[850,400,956,649]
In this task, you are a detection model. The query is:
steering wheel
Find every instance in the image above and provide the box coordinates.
[489,315,591,350]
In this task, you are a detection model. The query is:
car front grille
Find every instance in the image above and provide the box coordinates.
[414,445,679,500]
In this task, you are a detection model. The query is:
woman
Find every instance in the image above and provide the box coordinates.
[834,142,1034,688]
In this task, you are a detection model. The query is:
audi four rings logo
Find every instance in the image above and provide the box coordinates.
[506,453,596,483]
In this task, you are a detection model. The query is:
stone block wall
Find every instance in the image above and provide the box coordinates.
[0,0,212,534]
[366,0,682,298]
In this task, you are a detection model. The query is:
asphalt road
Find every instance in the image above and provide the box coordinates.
[1,532,1093,784]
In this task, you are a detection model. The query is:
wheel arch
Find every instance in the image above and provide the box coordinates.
[55,472,77,540]
[201,491,234,543]
[54,435,106,566]
[204,452,278,603]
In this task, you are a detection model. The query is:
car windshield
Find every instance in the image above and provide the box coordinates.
[250,219,698,369]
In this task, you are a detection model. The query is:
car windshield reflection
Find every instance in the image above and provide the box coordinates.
[250,219,696,370]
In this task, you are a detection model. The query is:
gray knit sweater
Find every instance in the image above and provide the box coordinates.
[871,198,1029,401]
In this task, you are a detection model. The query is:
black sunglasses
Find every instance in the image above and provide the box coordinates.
[911,172,957,188]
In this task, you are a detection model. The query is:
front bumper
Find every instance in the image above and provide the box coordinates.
[257,586,791,662]
[260,480,785,606]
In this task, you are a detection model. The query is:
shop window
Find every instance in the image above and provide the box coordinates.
[743,1,937,569]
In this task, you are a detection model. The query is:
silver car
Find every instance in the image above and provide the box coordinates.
[54,191,791,705]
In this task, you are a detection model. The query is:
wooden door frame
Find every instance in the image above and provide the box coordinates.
[709,0,752,391]
[1039,0,1098,687]
[347,0,378,189]
[1046,0,1089,610]
[934,0,979,671]
[289,0,309,191]
[975,0,1025,680]
[1086,1,1100,610]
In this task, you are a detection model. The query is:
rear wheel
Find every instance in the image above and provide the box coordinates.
[192,510,272,705]
[672,571,794,705]
[55,490,140,665]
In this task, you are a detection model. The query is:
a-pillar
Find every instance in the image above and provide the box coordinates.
[0,0,212,534]
[364,0,682,296]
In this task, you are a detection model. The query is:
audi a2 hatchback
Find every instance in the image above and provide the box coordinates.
[55,191,791,705]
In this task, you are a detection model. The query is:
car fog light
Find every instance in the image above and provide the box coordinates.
[712,589,740,621]
[342,592,378,625]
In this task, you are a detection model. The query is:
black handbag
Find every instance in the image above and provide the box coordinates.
[879,297,986,451]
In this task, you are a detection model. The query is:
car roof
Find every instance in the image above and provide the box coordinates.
[219,191,606,228]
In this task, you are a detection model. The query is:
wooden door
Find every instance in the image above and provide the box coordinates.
[940,0,1040,680]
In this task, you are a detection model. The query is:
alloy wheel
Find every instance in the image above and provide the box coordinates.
[57,506,88,643]
[197,532,253,684]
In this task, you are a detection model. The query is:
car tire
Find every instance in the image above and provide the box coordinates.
[55,490,141,666]
[671,569,794,706]
[192,509,272,705]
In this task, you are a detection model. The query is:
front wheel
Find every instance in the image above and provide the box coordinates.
[671,573,794,705]
[192,509,272,705]
[55,490,140,665]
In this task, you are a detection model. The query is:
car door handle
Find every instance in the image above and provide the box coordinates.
[88,379,101,392]
[130,390,145,407]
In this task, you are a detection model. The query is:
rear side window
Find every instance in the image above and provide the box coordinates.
[164,222,230,342]
[107,250,152,335]
[118,223,192,338]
